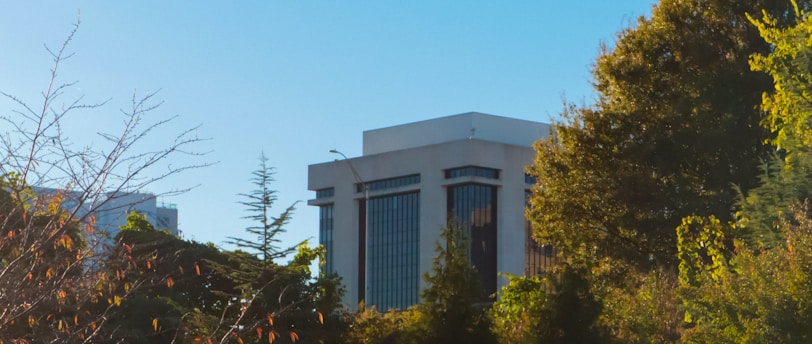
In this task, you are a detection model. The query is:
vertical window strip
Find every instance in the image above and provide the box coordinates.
[366,192,420,311]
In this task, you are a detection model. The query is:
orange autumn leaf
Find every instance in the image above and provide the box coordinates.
[166,277,174,288]
[195,262,201,276]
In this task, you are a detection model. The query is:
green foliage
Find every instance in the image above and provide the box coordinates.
[0,174,107,343]
[599,269,682,344]
[674,8,812,342]
[522,1,812,343]
[677,207,812,343]
[737,3,812,249]
[489,275,550,344]
[417,224,496,344]
[119,210,156,232]
[228,153,298,265]
[527,0,804,272]
[338,304,424,344]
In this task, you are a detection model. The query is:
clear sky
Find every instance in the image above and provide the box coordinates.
[0,1,655,257]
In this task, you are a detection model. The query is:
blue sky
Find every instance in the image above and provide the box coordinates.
[0,1,655,256]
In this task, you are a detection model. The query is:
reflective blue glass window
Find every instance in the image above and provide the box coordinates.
[445,166,500,179]
[358,174,420,193]
[447,184,497,300]
[316,188,335,199]
[524,191,555,276]
[366,192,420,310]
[319,204,335,274]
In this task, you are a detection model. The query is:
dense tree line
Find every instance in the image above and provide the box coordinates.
[517,0,812,342]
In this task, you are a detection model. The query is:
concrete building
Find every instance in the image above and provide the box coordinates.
[34,187,179,250]
[308,112,556,311]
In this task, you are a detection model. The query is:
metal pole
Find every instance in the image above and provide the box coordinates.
[330,149,369,305]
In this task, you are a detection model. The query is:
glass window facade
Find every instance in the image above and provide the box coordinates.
[447,184,497,300]
[366,192,420,311]
[319,205,335,274]
[316,187,335,199]
[359,174,421,193]
[524,190,555,275]
[524,173,537,185]
[445,166,500,179]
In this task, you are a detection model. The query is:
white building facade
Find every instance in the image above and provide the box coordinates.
[308,112,554,311]
[34,187,179,250]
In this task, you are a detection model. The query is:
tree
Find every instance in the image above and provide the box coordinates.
[417,224,496,344]
[120,211,156,232]
[338,305,423,344]
[201,156,341,343]
[527,0,810,272]
[737,2,812,249]
[227,153,298,266]
[489,275,550,344]
[0,20,208,343]
[674,7,812,342]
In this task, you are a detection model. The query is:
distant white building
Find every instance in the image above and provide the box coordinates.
[34,187,179,249]
[308,112,556,311]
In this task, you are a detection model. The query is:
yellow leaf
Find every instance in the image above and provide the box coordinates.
[267,314,273,326]
[58,320,63,331]
[152,318,159,332]
[317,311,323,324]
[74,314,78,325]
[28,315,35,327]
[114,295,121,306]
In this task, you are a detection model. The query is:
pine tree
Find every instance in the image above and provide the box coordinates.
[418,224,496,344]
[738,3,812,249]
[227,152,298,266]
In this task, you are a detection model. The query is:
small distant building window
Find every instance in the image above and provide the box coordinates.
[316,188,335,199]
[358,174,421,192]
[444,166,500,179]
[525,173,537,184]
